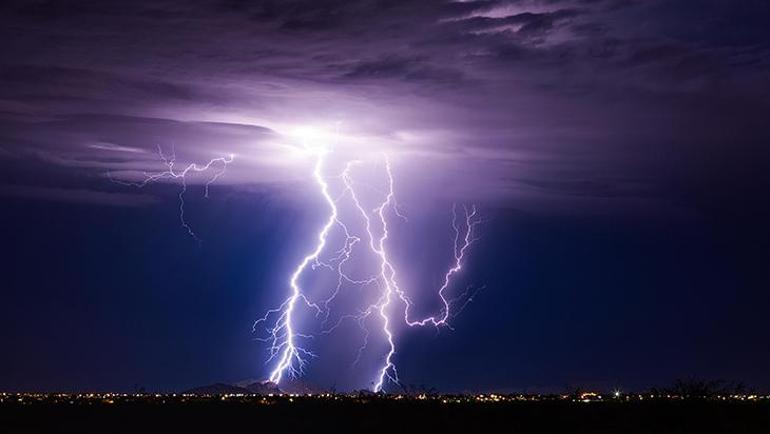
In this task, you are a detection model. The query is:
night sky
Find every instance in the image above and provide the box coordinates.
[1,0,769,393]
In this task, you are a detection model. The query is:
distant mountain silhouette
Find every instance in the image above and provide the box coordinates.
[183,383,251,395]
[183,381,282,395]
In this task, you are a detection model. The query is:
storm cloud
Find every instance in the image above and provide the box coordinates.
[1,0,768,215]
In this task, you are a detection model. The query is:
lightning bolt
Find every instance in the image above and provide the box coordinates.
[342,159,400,391]
[258,152,481,392]
[345,159,481,391]
[109,144,234,242]
[108,135,480,393]
[400,203,481,328]
[253,148,336,383]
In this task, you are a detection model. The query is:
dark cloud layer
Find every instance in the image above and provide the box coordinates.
[1,0,768,215]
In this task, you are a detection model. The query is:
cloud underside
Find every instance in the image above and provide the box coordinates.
[0,0,767,213]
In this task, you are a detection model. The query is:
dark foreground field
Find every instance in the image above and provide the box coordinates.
[2,396,769,433]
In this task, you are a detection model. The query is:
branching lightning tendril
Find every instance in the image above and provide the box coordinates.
[112,140,481,392]
[257,149,482,392]
[109,145,234,242]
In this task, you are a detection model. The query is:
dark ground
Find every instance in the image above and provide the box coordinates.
[2,397,769,433]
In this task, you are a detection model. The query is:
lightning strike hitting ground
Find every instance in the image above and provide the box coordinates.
[254,148,338,383]
[256,151,482,392]
[112,141,480,392]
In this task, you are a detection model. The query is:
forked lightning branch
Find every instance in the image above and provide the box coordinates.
[115,133,481,392]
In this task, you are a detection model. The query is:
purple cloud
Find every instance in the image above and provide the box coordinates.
[0,0,767,213]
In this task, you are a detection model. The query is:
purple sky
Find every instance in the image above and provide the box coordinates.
[1,0,769,392]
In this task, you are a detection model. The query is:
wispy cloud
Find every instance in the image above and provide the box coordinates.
[0,0,767,214]
[0,185,159,207]
[87,141,147,154]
